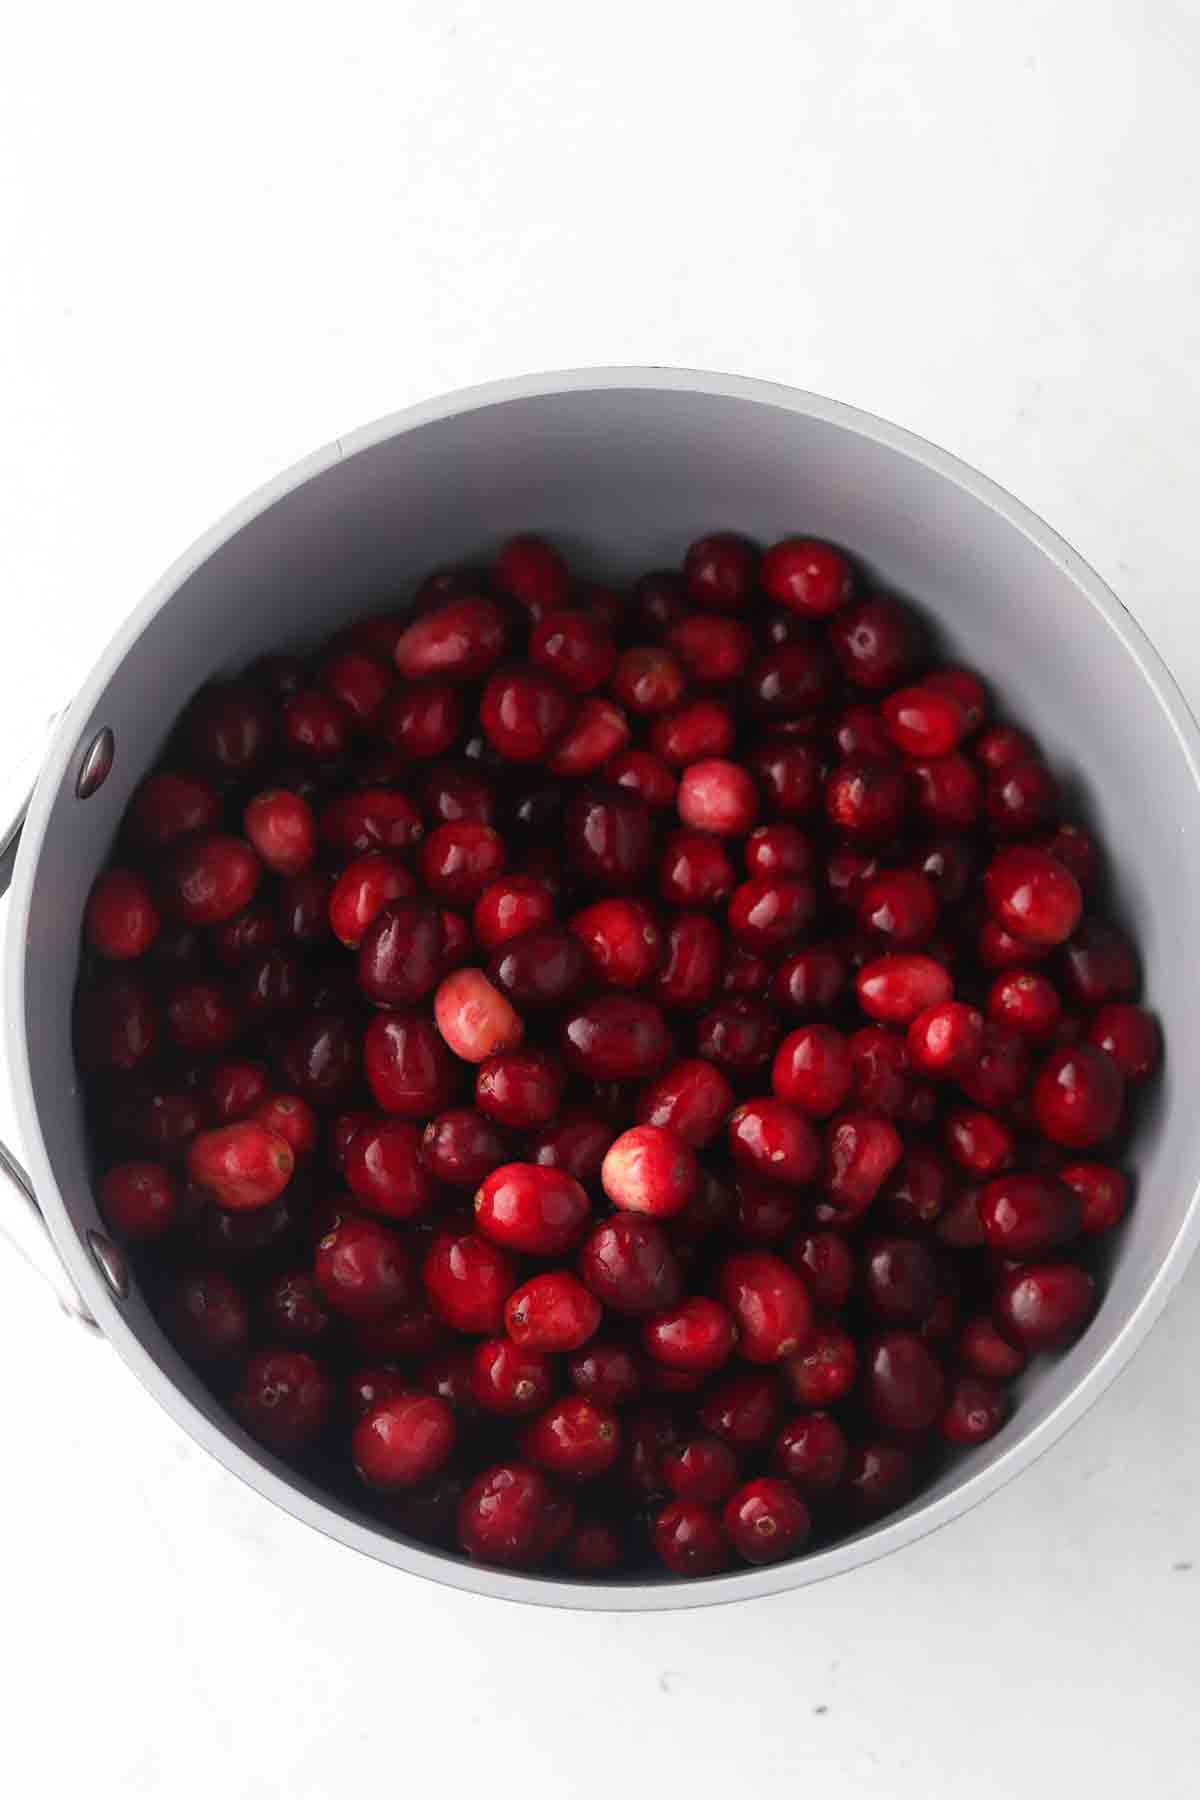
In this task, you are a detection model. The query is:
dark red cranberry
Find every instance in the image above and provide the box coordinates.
[881,1144,953,1231]
[183,680,270,777]
[717,1251,812,1363]
[857,868,937,947]
[960,1313,1026,1381]
[773,946,846,1017]
[564,1518,626,1575]
[659,829,736,908]
[605,749,678,809]
[993,1262,1095,1349]
[205,1060,270,1124]
[773,1412,848,1497]
[865,1330,945,1433]
[353,1304,446,1361]
[423,1232,515,1334]
[747,741,821,817]
[394,595,508,681]
[1087,1004,1160,1082]
[420,1108,504,1190]
[281,688,349,759]
[344,1120,433,1220]
[100,1162,176,1240]
[579,1216,682,1316]
[561,995,672,1082]
[506,1271,602,1352]
[829,594,917,690]
[694,999,776,1076]
[320,788,423,857]
[565,781,653,891]
[172,1269,249,1361]
[681,529,761,610]
[1060,919,1138,1004]
[659,1436,738,1506]
[826,755,908,839]
[163,980,237,1054]
[986,758,1056,837]
[162,835,261,926]
[783,1234,851,1313]
[749,643,835,724]
[941,1374,1008,1445]
[547,695,631,777]
[721,946,771,998]
[475,1048,563,1128]
[364,1011,456,1117]
[478,668,569,762]
[467,1337,554,1417]
[653,912,722,1009]
[319,649,392,727]
[356,901,444,1007]
[235,1349,331,1452]
[346,1366,407,1423]
[783,1322,857,1406]
[910,754,983,831]
[1035,822,1098,890]
[1061,1161,1128,1235]
[864,1237,940,1325]
[728,876,816,953]
[1032,1045,1123,1148]
[956,1022,1030,1110]
[262,1270,331,1344]
[824,1111,902,1215]
[653,1502,730,1576]
[86,870,160,960]
[723,1477,810,1564]
[666,613,753,682]
[458,1462,550,1566]
[280,1012,359,1107]
[847,1025,911,1117]
[882,684,968,758]
[521,1396,621,1481]
[845,1441,915,1520]
[315,1217,411,1320]
[128,771,220,849]
[988,969,1062,1039]
[695,1370,779,1449]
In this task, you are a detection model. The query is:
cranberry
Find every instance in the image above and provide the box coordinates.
[276,1010,355,1107]
[1061,1161,1128,1235]
[773,1412,847,1498]
[747,740,821,817]
[188,1122,293,1211]
[773,945,846,1015]
[724,1477,810,1565]
[820,1111,901,1216]
[522,1396,621,1481]
[829,595,915,691]
[262,1270,331,1344]
[1087,1004,1160,1082]
[563,1343,639,1412]
[100,1161,176,1240]
[728,876,816,953]
[882,684,968,758]
[761,537,852,616]
[863,1237,940,1325]
[984,847,1082,947]
[393,595,507,681]
[314,649,391,728]
[749,643,834,723]
[240,789,314,877]
[561,995,671,1081]
[506,1271,601,1352]
[941,1374,1008,1446]
[527,609,614,693]
[358,901,445,1007]
[281,688,349,759]
[683,532,758,609]
[474,1163,590,1256]
[657,1436,737,1507]
[183,680,270,776]
[483,928,587,1017]
[128,771,220,849]
[935,1186,987,1250]
[653,1502,730,1576]
[674,758,758,837]
[421,764,497,829]
[315,1216,411,1320]
[986,758,1056,837]
[364,1011,456,1117]
[346,1366,407,1423]
[344,1120,432,1220]
[162,835,260,925]
[907,1002,984,1075]
[570,898,661,990]
[727,1098,821,1185]
[473,876,555,952]
[653,912,722,1009]
[1060,918,1138,1004]
[580,1216,682,1316]
[695,1000,776,1076]
[164,980,237,1054]
[945,1107,1013,1176]
[352,1391,455,1490]
[606,749,678,809]
[666,614,753,683]
[206,1060,271,1122]
[320,788,423,857]
[547,696,630,777]
[881,1144,952,1231]
[717,1251,812,1364]
[566,782,653,891]
[430,968,523,1065]
[659,829,736,909]
[418,1108,502,1191]
[423,1232,515,1334]
[826,755,909,840]
[475,1048,563,1128]
[458,1462,550,1566]
[650,698,736,766]
[279,873,334,951]
[856,868,936,946]
[994,1262,1095,1350]
[988,969,1062,1039]
[86,870,160,960]
[1032,1045,1124,1148]
[910,753,983,831]
[784,1322,857,1406]
[845,1025,909,1117]
[642,1297,735,1376]
[172,1268,249,1361]
[857,954,952,1024]
[601,1125,698,1218]
[721,946,771,997]
[463,1338,551,1417]
[235,1350,331,1453]
[633,1059,730,1150]
[865,1330,945,1433]
[844,1441,914,1520]
[956,1022,1030,1110]
[960,1313,1026,1381]
[771,1025,852,1118]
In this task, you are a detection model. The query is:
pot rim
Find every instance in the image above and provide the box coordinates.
[10,364,1200,1610]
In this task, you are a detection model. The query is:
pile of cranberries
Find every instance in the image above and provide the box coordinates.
[75,530,1160,1581]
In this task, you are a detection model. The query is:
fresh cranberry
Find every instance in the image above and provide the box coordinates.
[956,1022,1030,1110]
[506,1271,601,1352]
[345,1366,407,1423]
[319,788,423,856]
[829,594,916,690]
[747,741,821,817]
[909,754,983,831]
[865,1331,945,1433]
[653,1502,730,1576]
[394,595,507,681]
[1060,918,1138,1004]
[353,1305,446,1361]
[986,758,1056,837]
[857,868,937,947]
[941,1374,1008,1446]
[343,1120,432,1220]
[844,1441,914,1520]
[564,1518,625,1574]
[458,1462,550,1566]
[665,613,753,682]
[728,876,816,953]
[568,1340,643,1409]
[560,995,671,1081]
[262,1270,331,1344]
[357,901,445,1007]
[568,898,660,990]
[652,912,722,1009]
[580,1216,682,1316]
[726,1098,821,1186]
[650,698,735,767]
[172,1268,249,1361]
[318,649,393,727]
[846,1026,911,1117]
[960,1313,1026,1381]
[723,1477,810,1565]
[823,1111,903,1218]
[163,980,237,1054]
[606,749,678,809]
[475,1048,563,1127]
[281,688,349,759]
[721,946,771,997]
[657,1436,737,1507]
[907,1001,984,1076]
[484,926,588,1015]
[670,758,757,838]
[128,771,220,849]
[634,1058,732,1149]
[473,876,556,952]
[352,1392,454,1489]
[771,1025,852,1118]
[521,1396,621,1481]
[474,1163,590,1256]
[761,537,852,615]
[315,1216,411,1320]
[771,1416,846,1502]
[188,1122,293,1211]
[547,696,630,777]
[988,969,1062,1039]
[464,1337,552,1417]
[717,1251,812,1363]
[277,1010,356,1107]
[1032,1045,1123,1148]
[881,1144,953,1231]
[423,1232,515,1334]
[783,1322,857,1406]
[695,999,777,1076]
[684,532,758,609]
[749,643,834,723]
[86,870,160,960]
[944,1107,1013,1176]
[857,954,953,1024]
[642,1296,735,1376]
[984,846,1082,946]
[205,1060,271,1123]
[364,1011,456,1117]
[863,1237,940,1325]
[772,946,846,1016]
[600,1125,698,1218]
[882,684,968,758]
[100,1161,176,1240]
[162,835,260,925]
[241,789,314,877]
[421,763,497,830]
[826,755,911,850]
[431,968,524,1065]
[420,1108,504,1190]
[993,1262,1095,1349]
[1061,1162,1128,1235]
[564,782,653,892]
[183,681,270,777]
[1087,1004,1160,1082]
[235,1350,331,1453]
[659,829,736,908]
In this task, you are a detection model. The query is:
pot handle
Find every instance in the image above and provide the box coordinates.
[0,795,99,1330]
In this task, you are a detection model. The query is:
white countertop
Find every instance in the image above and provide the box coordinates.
[3,5,1200,1794]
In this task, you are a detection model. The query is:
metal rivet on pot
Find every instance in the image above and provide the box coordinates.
[87,1230,129,1299]
[76,727,114,799]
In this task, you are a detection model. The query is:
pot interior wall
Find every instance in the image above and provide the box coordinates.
[20,381,1200,1578]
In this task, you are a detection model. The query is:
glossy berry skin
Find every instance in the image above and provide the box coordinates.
[988,969,1062,1039]
[858,869,938,947]
[863,1237,940,1325]
[941,1375,1008,1446]
[570,898,663,990]
[365,1012,457,1118]
[825,1112,902,1215]
[986,759,1056,837]
[188,1123,293,1212]
[653,1502,730,1577]
[234,1350,332,1454]
[606,749,678,809]
[771,1026,852,1118]
[1032,1045,1124,1148]
[394,595,507,681]
[562,996,672,1081]
[420,823,506,907]
[637,1058,734,1149]
[1087,1004,1160,1082]
[643,1297,736,1376]
[773,946,846,1016]
[488,925,590,1012]
[475,1163,590,1256]
[882,685,968,759]
[666,614,753,683]
[1060,919,1138,1004]
[662,1436,739,1506]
[993,1262,1095,1350]
[659,829,736,909]
[163,836,260,925]
[978,1174,1082,1254]
[773,1412,848,1498]
[826,755,908,840]
[944,1107,1013,1177]
[505,1272,602,1352]
[521,1397,621,1481]
[677,760,758,836]
[566,783,653,892]
[783,1323,857,1406]
[724,1478,810,1565]
[358,902,445,1007]
[423,1233,515,1334]
[352,1392,455,1489]
[728,876,816,953]
[458,1463,550,1566]
[319,788,423,857]
[344,1120,433,1220]
[1061,1162,1129,1235]
[470,1338,555,1417]
[380,681,463,758]
[327,854,415,948]
[100,1162,176,1240]
[727,1098,821,1184]
[984,847,1082,947]
[856,954,953,1024]
[547,696,630,776]
[907,1002,984,1076]
[86,870,160,960]
[865,1331,946,1434]
[243,789,316,877]
[476,1048,563,1128]
[579,1216,682,1317]
[694,1000,776,1077]
[496,534,571,614]
[655,912,722,1009]
[650,698,735,766]
[315,1217,412,1321]
[762,537,852,616]
[717,1251,812,1364]
[434,968,524,1063]
[473,876,556,951]
[421,1108,505,1190]
[683,532,758,609]
[845,1442,915,1521]
[262,1271,331,1345]
[960,1313,1026,1382]
[601,1125,698,1219]
[129,771,220,849]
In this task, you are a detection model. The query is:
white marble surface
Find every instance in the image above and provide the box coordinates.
[3,4,1200,1794]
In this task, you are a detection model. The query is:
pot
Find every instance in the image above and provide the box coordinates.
[4,367,1198,1609]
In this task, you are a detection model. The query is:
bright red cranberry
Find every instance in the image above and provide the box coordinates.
[580,1216,682,1316]
[984,846,1082,947]
[856,953,952,1024]
[86,870,160,960]
[925,666,987,730]
[560,995,671,1082]
[783,1322,857,1406]
[773,1412,848,1498]
[352,1391,454,1489]
[684,532,759,609]
[825,1111,902,1216]
[235,1350,331,1453]
[650,698,735,767]
[642,1297,735,1376]
[960,1313,1026,1381]
[986,758,1056,836]
[128,771,220,849]
[188,1122,292,1211]
[606,749,678,810]
[825,755,908,840]
[863,1237,940,1325]
[717,1251,812,1364]
[1032,1045,1123,1148]
[653,1502,730,1576]
[740,830,809,887]
[636,1058,733,1149]
[1061,1162,1128,1235]
[475,1163,590,1256]
[761,537,852,616]
[941,1374,1008,1446]
[423,1232,515,1334]
[656,1437,736,1507]
[547,696,630,777]
[568,1341,643,1410]
[652,912,721,1009]
[909,753,983,831]
[725,1098,820,1186]
[993,1261,1095,1350]
[100,1162,176,1240]
[944,1107,1013,1177]
[601,1125,698,1218]
[344,1120,432,1220]
[568,898,660,991]
[357,901,445,1007]
[394,595,507,681]
[882,684,968,758]
[907,1001,984,1076]
[521,1396,621,1481]
[475,1048,563,1127]
[162,835,260,926]
[458,1462,550,1566]
[846,1025,911,1117]
[987,969,1062,1039]
[431,968,524,1065]
[315,1216,411,1320]
[723,1477,810,1565]
[665,614,753,683]
[659,829,735,909]
[319,788,423,857]
[770,1025,852,1118]
[865,1330,945,1433]
[473,876,556,952]
[506,1271,602,1352]
[419,1108,503,1190]
[565,782,653,892]
[415,823,503,908]
[1087,1004,1160,1082]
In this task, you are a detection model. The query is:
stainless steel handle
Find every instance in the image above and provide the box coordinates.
[0,791,98,1330]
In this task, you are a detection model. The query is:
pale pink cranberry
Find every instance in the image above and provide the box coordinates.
[434,968,524,1064]
[677,759,759,836]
